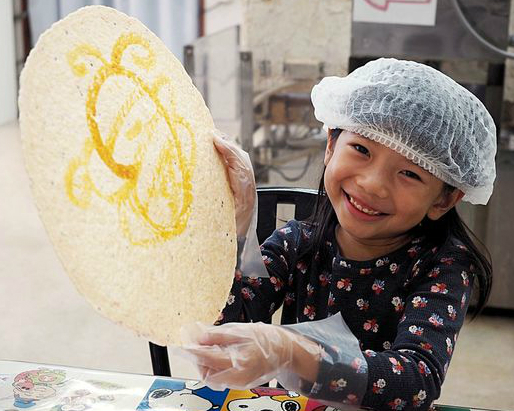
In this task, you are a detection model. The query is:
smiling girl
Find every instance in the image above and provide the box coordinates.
[182,58,496,411]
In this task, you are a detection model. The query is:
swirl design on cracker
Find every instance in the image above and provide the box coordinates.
[64,33,196,246]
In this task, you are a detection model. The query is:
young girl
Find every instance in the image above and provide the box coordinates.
[181,58,496,411]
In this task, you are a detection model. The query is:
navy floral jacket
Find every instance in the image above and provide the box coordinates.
[216,220,475,411]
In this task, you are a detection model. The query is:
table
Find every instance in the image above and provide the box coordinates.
[0,360,493,411]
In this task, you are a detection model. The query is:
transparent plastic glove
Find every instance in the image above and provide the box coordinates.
[175,321,322,391]
[277,313,368,409]
[213,131,255,237]
[213,130,268,278]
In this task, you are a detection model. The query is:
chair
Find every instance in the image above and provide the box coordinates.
[148,186,318,376]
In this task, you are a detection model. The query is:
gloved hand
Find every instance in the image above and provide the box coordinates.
[213,130,268,278]
[178,321,322,391]
[213,131,255,238]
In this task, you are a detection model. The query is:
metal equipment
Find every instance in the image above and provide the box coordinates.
[186,0,514,310]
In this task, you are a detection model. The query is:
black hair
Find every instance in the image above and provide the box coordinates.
[304,128,492,318]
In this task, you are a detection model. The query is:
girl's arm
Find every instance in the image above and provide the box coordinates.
[299,242,474,411]
[215,220,304,324]
[212,133,298,324]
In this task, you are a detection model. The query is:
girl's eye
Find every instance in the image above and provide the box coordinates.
[402,170,421,181]
[352,144,369,156]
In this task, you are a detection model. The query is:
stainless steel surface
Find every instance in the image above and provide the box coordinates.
[351,0,510,62]
[484,150,514,309]
[184,26,241,138]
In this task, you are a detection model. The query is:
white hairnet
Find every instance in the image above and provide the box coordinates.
[311,58,497,205]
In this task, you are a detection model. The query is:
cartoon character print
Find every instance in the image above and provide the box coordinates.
[227,388,301,411]
[50,389,116,411]
[148,387,212,411]
[11,368,66,409]
[141,380,225,411]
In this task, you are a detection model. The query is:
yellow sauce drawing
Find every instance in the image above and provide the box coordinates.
[65,33,196,246]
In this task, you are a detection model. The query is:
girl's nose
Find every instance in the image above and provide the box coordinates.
[355,168,389,199]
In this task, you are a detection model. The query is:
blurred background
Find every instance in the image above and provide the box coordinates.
[1,0,513,409]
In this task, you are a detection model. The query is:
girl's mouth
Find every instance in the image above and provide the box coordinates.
[343,191,388,220]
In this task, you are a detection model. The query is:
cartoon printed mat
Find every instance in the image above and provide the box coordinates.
[0,361,332,411]
[0,361,484,411]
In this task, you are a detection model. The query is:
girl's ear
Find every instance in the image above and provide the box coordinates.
[426,189,465,220]
[324,133,336,166]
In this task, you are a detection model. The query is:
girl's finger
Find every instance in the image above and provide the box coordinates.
[212,134,233,160]
[213,135,248,171]
[183,346,234,370]
[196,331,246,346]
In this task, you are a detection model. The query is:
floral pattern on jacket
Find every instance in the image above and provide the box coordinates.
[216,220,475,411]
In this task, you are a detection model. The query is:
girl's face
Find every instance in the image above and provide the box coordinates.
[324,131,463,253]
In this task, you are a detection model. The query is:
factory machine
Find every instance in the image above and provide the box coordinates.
[184,0,514,311]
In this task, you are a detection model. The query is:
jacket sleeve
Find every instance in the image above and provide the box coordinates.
[303,242,475,411]
[215,220,304,325]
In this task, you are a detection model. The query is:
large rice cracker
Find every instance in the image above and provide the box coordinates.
[19,6,236,346]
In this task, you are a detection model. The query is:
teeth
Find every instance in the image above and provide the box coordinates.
[349,195,381,216]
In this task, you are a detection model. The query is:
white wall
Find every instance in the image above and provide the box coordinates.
[243,0,352,92]
[204,0,243,36]
[0,0,18,126]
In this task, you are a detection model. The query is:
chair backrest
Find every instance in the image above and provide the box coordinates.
[256,186,318,244]
[148,186,318,376]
